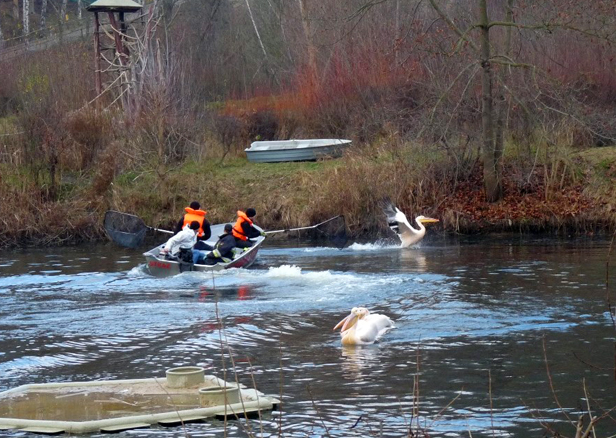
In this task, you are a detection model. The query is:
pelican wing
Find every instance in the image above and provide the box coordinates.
[382,199,411,234]
[382,199,420,246]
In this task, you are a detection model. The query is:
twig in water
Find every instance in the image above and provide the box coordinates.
[542,335,574,424]
[306,384,333,438]
[489,368,494,437]
[153,377,189,438]
[350,414,363,429]
[214,301,229,437]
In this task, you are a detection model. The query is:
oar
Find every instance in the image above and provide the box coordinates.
[104,210,173,249]
[264,215,348,249]
[264,215,343,234]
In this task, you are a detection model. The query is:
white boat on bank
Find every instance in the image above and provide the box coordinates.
[245,139,352,163]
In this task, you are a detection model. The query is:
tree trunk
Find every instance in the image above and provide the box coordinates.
[23,0,30,36]
[297,0,318,86]
[13,0,19,21]
[493,0,514,177]
[478,0,502,202]
[40,0,48,32]
[0,21,4,49]
[60,0,68,22]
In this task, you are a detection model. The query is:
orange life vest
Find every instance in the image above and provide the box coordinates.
[182,207,207,237]
[232,210,253,241]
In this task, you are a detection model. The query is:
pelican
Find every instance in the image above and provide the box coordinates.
[333,307,394,345]
[382,199,439,248]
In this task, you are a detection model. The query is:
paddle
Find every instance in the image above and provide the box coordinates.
[104,210,173,249]
[264,215,348,249]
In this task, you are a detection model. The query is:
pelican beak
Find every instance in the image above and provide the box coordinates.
[333,314,349,331]
[333,312,358,332]
[419,217,439,224]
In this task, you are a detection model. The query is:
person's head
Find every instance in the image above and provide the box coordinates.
[246,208,256,218]
[224,223,233,234]
[189,221,201,232]
[189,201,201,210]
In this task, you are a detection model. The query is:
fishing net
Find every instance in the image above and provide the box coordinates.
[313,215,348,249]
[104,210,148,248]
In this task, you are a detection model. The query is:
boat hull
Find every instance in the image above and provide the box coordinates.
[143,223,264,277]
[245,139,351,163]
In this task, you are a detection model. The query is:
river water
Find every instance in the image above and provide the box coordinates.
[1,236,615,437]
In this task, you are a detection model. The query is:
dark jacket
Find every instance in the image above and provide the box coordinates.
[239,221,261,239]
[213,233,236,259]
[175,216,211,241]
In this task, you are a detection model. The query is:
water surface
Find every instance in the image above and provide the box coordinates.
[1,235,615,437]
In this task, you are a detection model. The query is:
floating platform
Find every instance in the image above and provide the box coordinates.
[0,366,279,434]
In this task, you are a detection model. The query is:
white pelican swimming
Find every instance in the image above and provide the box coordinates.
[382,199,439,248]
[333,307,394,345]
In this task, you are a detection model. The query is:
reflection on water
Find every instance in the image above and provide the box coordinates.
[339,345,385,382]
[0,237,615,437]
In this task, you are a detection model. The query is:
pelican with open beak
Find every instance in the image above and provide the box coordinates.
[382,199,439,248]
[333,307,394,346]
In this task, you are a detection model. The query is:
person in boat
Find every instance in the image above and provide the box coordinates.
[196,223,237,265]
[160,221,200,262]
[175,201,212,250]
[232,208,265,248]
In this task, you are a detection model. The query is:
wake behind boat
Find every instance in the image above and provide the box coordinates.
[143,223,265,277]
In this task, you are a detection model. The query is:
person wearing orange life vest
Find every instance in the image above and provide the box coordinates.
[232,208,265,248]
[175,201,212,250]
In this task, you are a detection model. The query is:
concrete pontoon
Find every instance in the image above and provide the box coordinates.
[0,366,279,434]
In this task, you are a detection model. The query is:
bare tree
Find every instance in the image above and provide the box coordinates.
[13,0,19,21]
[23,0,29,36]
[60,0,68,22]
[422,0,525,201]
[40,0,48,32]
[244,0,275,82]
[297,0,317,84]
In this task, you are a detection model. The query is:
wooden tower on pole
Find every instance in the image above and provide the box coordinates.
[87,0,143,113]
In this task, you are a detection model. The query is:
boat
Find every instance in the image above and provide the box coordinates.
[143,223,264,277]
[245,139,352,163]
[0,366,279,434]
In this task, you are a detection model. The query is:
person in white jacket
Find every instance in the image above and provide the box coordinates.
[159,221,200,260]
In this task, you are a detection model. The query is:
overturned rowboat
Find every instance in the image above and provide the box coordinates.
[245,139,352,163]
[143,223,265,277]
[0,366,279,435]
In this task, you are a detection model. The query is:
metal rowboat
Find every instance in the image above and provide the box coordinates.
[245,139,352,163]
[143,223,264,277]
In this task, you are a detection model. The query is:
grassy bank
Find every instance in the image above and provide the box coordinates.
[1,135,615,249]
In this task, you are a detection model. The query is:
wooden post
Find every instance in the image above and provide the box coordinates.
[108,11,132,116]
[119,11,129,57]
[94,12,102,107]
[108,12,125,65]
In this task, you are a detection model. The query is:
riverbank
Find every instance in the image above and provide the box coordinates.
[1,139,615,249]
